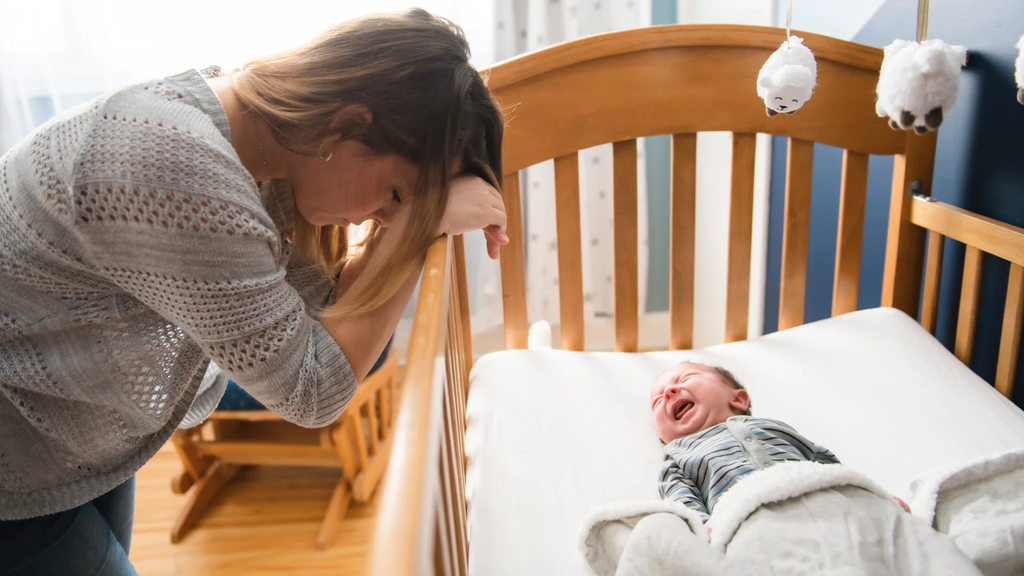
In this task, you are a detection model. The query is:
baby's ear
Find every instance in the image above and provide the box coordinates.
[730,389,750,414]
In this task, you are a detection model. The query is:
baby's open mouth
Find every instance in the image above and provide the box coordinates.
[674,401,693,421]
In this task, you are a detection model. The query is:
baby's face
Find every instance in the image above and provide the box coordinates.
[650,363,748,443]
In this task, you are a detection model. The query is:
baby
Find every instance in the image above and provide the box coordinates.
[651,362,845,523]
[641,361,982,576]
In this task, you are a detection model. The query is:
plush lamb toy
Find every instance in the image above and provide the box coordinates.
[1016,35,1024,104]
[875,39,968,133]
[757,36,817,117]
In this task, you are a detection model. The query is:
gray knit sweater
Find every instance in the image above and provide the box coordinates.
[0,69,356,519]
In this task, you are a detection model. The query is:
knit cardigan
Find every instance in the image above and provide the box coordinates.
[0,69,356,519]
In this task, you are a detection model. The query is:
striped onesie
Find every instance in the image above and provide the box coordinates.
[658,416,840,522]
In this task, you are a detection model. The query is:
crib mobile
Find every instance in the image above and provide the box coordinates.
[755,0,1024,129]
[756,1,817,117]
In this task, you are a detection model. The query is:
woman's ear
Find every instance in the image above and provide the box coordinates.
[325,104,374,146]
[730,389,750,414]
[330,104,373,129]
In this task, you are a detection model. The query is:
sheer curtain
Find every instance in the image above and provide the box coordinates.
[0,0,496,154]
[483,0,652,340]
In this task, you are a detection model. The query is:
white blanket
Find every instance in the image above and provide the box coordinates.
[467,309,1024,575]
[581,461,982,576]
[579,501,720,576]
[907,450,1024,575]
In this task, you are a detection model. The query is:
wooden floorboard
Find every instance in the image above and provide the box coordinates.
[131,442,380,575]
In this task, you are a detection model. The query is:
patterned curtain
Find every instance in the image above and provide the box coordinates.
[492,0,651,331]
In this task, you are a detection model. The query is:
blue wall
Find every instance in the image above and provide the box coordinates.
[763,0,1024,407]
[645,0,678,313]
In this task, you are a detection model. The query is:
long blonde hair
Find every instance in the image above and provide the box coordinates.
[232,9,504,316]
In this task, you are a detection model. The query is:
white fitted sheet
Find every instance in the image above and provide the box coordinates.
[464,308,1024,576]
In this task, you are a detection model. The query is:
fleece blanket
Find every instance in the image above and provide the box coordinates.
[578,501,724,576]
[907,449,1024,576]
[581,461,982,576]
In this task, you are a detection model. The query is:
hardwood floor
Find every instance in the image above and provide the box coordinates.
[130,442,380,575]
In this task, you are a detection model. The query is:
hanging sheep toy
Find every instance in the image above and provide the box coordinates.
[875,39,968,133]
[756,36,818,117]
[1016,34,1024,105]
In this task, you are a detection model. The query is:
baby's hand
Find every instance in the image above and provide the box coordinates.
[892,495,911,513]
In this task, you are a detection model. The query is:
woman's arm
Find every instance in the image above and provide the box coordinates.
[323,174,508,380]
[321,247,422,381]
[321,205,421,380]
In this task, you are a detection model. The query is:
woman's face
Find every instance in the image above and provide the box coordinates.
[285,138,419,228]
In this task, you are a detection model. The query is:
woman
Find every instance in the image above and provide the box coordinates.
[0,9,505,574]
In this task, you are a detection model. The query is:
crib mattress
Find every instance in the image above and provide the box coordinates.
[463,308,1024,576]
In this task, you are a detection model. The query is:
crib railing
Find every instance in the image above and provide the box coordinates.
[910,197,1024,399]
[366,234,472,575]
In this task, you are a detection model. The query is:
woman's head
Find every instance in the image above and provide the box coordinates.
[233,8,504,314]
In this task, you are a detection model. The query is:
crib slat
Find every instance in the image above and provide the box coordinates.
[447,262,462,401]
[433,508,452,576]
[451,391,468,576]
[435,422,458,576]
[449,327,468,573]
[440,360,467,576]
[996,263,1024,398]
[613,139,639,352]
[882,133,937,318]
[670,134,696,350]
[955,246,984,365]
[454,234,473,372]
[921,231,945,334]
[779,138,814,331]
[499,171,528,350]
[380,357,396,442]
[387,365,396,430]
[349,412,371,471]
[832,150,868,316]
[446,284,468,480]
[725,133,757,343]
[440,343,456,576]
[366,396,380,455]
[554,152,585,351]
[379,385,390,443]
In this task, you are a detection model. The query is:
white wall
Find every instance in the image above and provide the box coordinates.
[776,0,888,41]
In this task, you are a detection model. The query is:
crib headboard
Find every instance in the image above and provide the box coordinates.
[366,25,1024,576]
[485,24,933,352]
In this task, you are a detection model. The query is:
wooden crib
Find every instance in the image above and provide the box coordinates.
[366,25,1024,575]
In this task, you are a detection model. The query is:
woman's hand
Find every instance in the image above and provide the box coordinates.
[438,174,509,259]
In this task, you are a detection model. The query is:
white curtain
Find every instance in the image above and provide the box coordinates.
[0,0,496,154]
[477,0,651,336]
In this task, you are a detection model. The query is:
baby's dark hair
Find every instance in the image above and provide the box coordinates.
[710,365,752,416]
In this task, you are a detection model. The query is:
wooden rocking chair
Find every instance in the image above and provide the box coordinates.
[169,350,400,549]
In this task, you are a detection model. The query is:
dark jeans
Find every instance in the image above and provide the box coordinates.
[0,476,137,575]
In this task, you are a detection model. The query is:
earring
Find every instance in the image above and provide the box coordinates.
[318,143,334,162]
